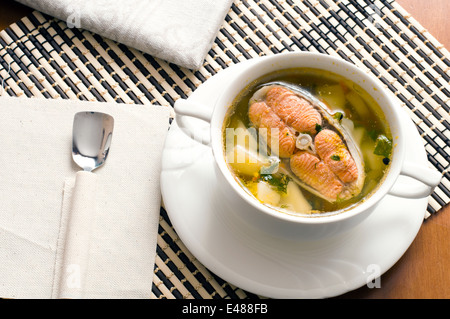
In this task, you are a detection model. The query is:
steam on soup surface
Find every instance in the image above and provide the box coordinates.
[222,68,392,216]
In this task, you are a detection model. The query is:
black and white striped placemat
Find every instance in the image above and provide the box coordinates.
[1,0,449,299]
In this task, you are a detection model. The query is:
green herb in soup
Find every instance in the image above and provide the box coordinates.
[223,68,392,215]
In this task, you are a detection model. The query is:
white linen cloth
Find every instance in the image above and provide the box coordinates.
[15,0,233,70]
[0,96,170,298]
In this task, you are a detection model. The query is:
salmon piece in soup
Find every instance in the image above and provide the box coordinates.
[290,151,343,200]
[248,101,296,158]
[265,86,322,134]
[314,129,358,183]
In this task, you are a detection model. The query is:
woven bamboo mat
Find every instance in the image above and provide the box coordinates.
[0,0,449,299]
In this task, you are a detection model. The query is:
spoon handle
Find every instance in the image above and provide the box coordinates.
[58,171,97,299]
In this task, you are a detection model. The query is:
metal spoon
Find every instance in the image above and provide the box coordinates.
[72,112,114,172]
[58,111,114,298]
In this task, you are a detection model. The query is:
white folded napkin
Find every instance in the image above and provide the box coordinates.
[15,0,233,70]
[0,96,170,298]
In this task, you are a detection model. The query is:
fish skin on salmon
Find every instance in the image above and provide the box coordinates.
[265,86,322,134]
[248,101,296,158]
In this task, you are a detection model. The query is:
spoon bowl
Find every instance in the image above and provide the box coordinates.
[72,112,114,172]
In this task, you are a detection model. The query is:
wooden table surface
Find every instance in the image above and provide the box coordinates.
[0,0,449,299]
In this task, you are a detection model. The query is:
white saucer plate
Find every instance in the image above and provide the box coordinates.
[160,58,428,299]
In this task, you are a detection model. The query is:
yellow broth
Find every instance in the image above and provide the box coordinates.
[223,68,392,215]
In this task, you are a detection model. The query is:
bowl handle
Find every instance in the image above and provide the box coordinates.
[388,161,442,198]
[174,99,213,145]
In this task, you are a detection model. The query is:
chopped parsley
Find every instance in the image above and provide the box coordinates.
[374,134,393,158]
[330,154,341,161]
[259,174,290,193]
[315,123,322,133]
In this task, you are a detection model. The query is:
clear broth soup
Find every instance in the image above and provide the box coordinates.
[222,68,392,216]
